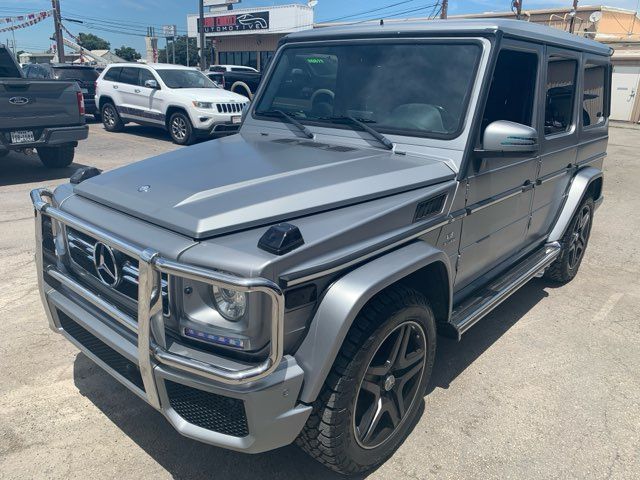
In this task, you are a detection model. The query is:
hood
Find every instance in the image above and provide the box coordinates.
[178,88,247,102]
[74,133,455,239]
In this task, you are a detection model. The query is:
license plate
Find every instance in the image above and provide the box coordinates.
[231,116,241,124]
[10,130,35,144]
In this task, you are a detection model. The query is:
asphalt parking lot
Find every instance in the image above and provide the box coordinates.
[0,121,638,480]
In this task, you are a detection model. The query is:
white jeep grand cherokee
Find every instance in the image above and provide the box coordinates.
[96,63,249,145]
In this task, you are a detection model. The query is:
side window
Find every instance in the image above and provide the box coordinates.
[138,69,156,87]
[22,65,32,77]
[482,49,538,131]
[583,63,607,128]
[544,57,578,136]
[119,67,139,85]
[103,67,121,82]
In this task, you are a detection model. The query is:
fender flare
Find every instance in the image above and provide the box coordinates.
[294,241,452,403]
[547,166,603,243]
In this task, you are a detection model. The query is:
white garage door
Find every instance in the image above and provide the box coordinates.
[610,65,640,121]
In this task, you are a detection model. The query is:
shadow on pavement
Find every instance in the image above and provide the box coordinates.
[0,150,90,187]
[72,279,549,479]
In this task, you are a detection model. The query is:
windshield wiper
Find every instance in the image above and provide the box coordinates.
[257,109,314,139]
[326,115,394,150]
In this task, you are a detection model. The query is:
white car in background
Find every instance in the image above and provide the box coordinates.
[96,63,249,145]
[208,64,259,73]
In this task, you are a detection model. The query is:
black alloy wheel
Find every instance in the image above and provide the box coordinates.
[353,321,427,449]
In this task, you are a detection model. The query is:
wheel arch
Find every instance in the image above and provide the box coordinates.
[294,241,452,403]
[165,105,191,128]
[98,95,115,110]
[548,166,603,243]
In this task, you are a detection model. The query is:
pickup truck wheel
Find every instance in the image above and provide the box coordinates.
[37,145,75,169]
[168,112,195,145]
[101,102,124,132]
[545,197,594,283]
[297,285,436,475]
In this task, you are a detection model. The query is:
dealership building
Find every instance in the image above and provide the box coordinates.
[187,2,314,71]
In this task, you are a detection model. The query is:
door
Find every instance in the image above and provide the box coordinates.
[131,68,165,124]
[114,67,142,120]
[610,65,640,121]
[456,41,542,291]
[528,48,581,243]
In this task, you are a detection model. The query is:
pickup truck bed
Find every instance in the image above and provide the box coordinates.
[0,45,88,168]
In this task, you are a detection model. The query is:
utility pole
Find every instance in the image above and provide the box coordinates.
[513,0,523,20]
[51,0,65,63]
[440,0,448,19]
[569,0,579,33]
[199,0,206,70]
[172,34,176,64]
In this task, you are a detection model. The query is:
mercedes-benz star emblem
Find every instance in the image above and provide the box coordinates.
[93,242,121,287]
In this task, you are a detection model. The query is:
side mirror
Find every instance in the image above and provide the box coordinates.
[144,79,159,89]
[479,120,538,156]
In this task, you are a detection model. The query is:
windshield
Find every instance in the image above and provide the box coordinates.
[255,42,481,138]
[156,69,218,89]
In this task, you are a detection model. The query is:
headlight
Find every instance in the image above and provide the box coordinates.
[211,286,247,321]
[192,101,213,109]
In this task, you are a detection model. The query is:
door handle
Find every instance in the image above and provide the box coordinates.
[113,85,118,89]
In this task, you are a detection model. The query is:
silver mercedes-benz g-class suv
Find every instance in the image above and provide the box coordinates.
[31,20,610,475]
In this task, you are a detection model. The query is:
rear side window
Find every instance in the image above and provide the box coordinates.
[544,57,578,136]
[583,64,607,128]
[103,67,121,82]
[119,67,139,85]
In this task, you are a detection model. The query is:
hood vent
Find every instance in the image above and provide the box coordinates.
[272,138,356,152]
[413,194,446,222]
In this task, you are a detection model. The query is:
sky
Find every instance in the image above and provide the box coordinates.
[1,0,639,54]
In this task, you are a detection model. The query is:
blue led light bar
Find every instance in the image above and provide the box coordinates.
[183,327,245,349]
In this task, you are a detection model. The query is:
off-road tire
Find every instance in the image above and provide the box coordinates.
[168,111,195,145]
[101,102,124,132]
[545,197,594,283]
[37,144,75,168]
[296,285,437,475]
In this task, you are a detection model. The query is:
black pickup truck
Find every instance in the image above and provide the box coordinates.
[207,69,261,99]
[0,45,88,168]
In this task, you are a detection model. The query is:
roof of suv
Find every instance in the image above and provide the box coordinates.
[284,18,611,56]
[106,63,197,71]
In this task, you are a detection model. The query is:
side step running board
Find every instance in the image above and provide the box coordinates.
[450,242,561,339]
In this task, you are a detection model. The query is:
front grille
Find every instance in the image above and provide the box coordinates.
[66,227,169,315]
[216,102,245,114]
[58,310,144,390]
[165,380,249,437]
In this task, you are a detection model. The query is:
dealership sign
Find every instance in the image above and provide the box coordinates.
[198,12,270,33]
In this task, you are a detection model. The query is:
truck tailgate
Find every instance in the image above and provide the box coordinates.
[0,80,81,129]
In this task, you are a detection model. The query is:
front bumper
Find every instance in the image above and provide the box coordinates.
[31,188,311,453]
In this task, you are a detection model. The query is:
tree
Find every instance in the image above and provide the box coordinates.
[115,46,141,62]
[158,36,198,67]
[77,33,110,51]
